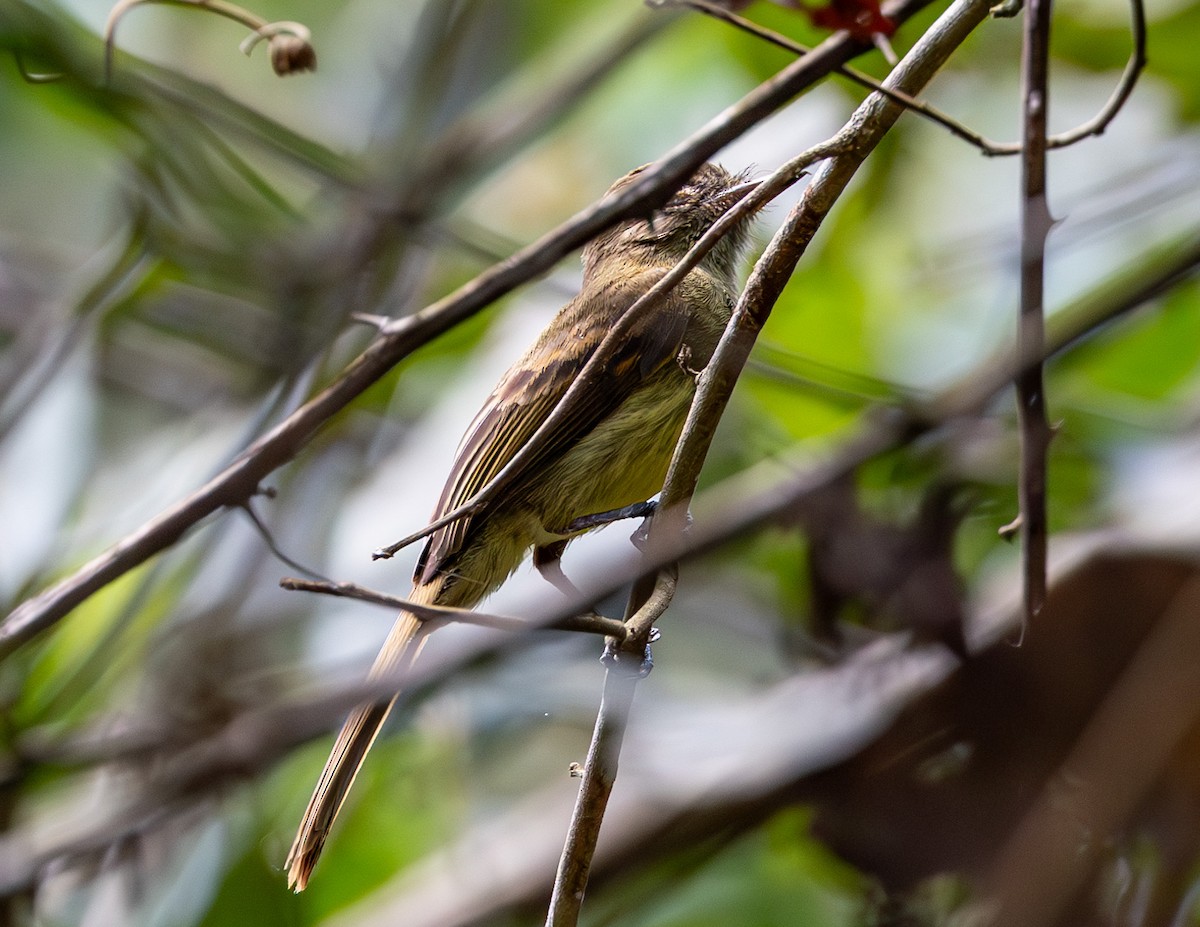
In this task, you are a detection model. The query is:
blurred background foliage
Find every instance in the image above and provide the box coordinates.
[0,0,1199,924]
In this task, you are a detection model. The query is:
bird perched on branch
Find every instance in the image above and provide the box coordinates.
[286,161,758,890]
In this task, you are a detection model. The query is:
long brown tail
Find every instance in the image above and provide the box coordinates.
[285,583,437,891]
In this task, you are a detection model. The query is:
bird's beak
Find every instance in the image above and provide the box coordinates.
[712,179,761,211]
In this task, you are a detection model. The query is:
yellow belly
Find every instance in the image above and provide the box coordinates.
[432,368,694,609]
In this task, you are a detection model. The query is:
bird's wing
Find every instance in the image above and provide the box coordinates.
[415,269,691,586]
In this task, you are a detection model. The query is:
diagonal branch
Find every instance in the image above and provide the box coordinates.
[543,0,998,921]
[0,0,940,660]
[373,139,841,560]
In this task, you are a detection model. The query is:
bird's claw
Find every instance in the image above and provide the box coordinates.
[601,638,655,678]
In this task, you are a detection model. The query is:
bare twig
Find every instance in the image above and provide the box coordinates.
[544,664,638,927]
[676,0,1146,157]
[543,568,675,926]
[1027,0,1145,149]
[1014,0,1055,622]
[673,0,1005,151]
[278,577,627,638]
[240,503,332,583]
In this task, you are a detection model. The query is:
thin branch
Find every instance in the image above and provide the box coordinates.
[1015,0,1055,622]
[0,0,938,660]
[545,569,675,927]
[240,503,332,583]
[103,0,314,80]
[1028,0,1145,149]
[676,0,1146,157]
[278,577,627,638]
[674,0,1004,151]
[544,667,638,927]
[619,568,678,658]
[543,0,998,922]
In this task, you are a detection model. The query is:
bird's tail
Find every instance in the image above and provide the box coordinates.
[285,583,437,891]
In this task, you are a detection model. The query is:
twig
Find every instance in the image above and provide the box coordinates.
[673,0,1002,151]
[675,0,1145,157]
[278,577,627,638]
[1027,0,1145,150]
[103,0,315,80]
[1014,0,1055,623]
[544,569,675,926]
[240,502,332,583]
[621,567,678,652]
[544,666,637,927]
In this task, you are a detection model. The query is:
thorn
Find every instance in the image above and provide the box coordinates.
[350,312,392,331]
[998,514,1023,541]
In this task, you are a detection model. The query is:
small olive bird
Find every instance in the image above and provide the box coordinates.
[285,162,757,890]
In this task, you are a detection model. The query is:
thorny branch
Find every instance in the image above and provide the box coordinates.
[0,0,939,660]
[1014,0,1055,622]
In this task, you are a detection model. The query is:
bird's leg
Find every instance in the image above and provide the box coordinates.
[556,499,658,535]
[539,502,659,593]
[534,540,582,596]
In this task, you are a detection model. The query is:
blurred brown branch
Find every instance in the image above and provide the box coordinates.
[984,574,1200,926]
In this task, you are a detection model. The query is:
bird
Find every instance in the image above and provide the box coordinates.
[285,161,758,890]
